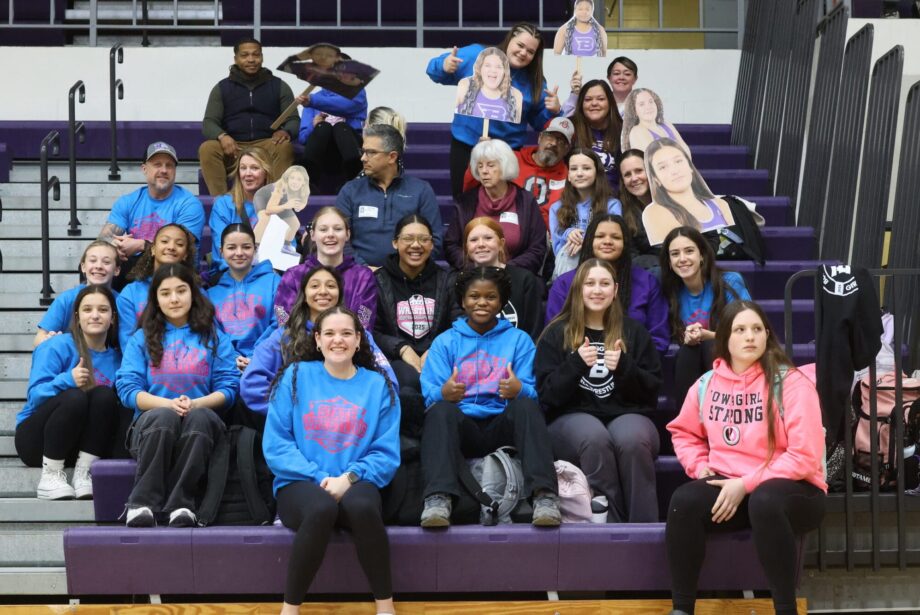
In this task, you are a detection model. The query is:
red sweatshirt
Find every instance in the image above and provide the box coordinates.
[667,358,827,493]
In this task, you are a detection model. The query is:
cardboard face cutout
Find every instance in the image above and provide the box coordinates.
[252,166,310,269]
[641,138,735,246]
[454,47,524,124]
[621,88,689,155]
[277,44,379,100]
[554,0,607,57]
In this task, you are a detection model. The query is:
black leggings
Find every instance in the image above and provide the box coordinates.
[666,477,825,615]
[15,386,121,466]
[449,137,474,200]
[673,341,714,409]
[301,122,362,188]
[391,359,424,438]
[277,480,392,604]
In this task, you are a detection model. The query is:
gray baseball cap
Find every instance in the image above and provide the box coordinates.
[145,141,178,163]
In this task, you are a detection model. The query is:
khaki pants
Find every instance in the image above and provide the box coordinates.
[198,137,294,196]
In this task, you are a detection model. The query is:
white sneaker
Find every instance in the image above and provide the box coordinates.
[72,464,93,500]
[168,508,197,527]
[37,467,75,500]
[126,506,155,527]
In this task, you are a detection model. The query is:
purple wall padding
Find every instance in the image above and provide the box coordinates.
[90,459,136,523]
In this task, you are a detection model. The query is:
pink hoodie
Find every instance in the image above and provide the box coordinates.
[668,358,827,493]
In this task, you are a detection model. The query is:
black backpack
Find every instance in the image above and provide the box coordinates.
[703,195,767,265]
[198,425,276,526]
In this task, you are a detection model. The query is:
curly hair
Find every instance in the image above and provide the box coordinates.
[141,263,216,368]
[69,284,120,388]
[557,148,614,231]
[455,266,512,309]
[456,47,518,122]
[128,223,198,282]
[577,214,634,312]
[282,265,346,365]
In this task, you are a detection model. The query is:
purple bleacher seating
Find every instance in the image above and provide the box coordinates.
[0,143,9,183]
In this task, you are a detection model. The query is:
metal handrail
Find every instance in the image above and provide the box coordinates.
[67,80,86,237]
[108,43,124,181]
[40,131,62,307]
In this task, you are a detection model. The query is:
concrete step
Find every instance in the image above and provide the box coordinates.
[1,403,18,435]
[0,567,67,595]
[2,256,92,273]
[0,435,13,455]
[0,182,137,199]
[1,333,40,353]
[0,459,66,498]
[0,498,95,523]
[72,33,221,46]
[2,238,106,260]
[9,161,201,184]
[0,312,47,332]
[0,523,70,566]
[0,209,109,228]
[0,354,32,380]
[0,274,81,301]
[0,379,27,402]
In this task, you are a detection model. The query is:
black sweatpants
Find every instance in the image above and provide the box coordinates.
[127,406,225,514]
[391,359,425,438]
[666,477,825,615]
[449,137,474,200]
[277,480,392,604]
[673,341,715,409]
[301,122,362,192]
[15,386,120,467]
[421,398,558,499]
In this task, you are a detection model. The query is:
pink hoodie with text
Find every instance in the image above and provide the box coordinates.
[667,358,827,493]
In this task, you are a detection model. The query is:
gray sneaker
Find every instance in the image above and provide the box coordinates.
[420,493,452,528]
[532,492,562,526]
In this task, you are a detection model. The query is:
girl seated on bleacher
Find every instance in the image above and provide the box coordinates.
[116,223,197,349]
[418,267,560,528]
[274,206,377,330]
[659,226,751,408]
[18,285,122,500]
[33,241,120,347]
[546,214,670,353]
[206,224,280,371]
[666,300,825,615]
[536,259,662,522]
[207,146,273,268]
[264,305,399,615]
[116,263,238,528]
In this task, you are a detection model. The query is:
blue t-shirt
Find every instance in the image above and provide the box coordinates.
[38,284,120,333]
[678,271,751,330]
[107,185,205,251]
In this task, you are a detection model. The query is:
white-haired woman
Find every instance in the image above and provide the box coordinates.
[444,139,547,275]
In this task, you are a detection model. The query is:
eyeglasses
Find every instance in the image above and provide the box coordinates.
[359,148,389,157]
[397,234,433,246]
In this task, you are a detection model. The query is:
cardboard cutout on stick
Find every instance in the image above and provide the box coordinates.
[621,88,690,155]
[257,216,301,272]
[553,0,607,57]
[641,138,735,246]
[454,47,523,124]
[252,166,310,258]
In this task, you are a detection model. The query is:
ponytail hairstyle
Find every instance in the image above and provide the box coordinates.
[302,206,350,257]
[367,106,408,145]
[617,148,650,237]
[578,214,634,312]
[228,146,273,230]
[141,263,216,368]
[497,22,546,101]
[557,147,613,230]
[714,300,795,463]
[455,266,512,308]
[69,284,120,388]
[270,305,396,407]
[543,258,625,353]
[208,223,257,287]
[128,223,198,282]
[281,265,345,366]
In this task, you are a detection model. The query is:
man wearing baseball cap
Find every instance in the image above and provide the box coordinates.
[463,116,572,227]
[98,141,205,289]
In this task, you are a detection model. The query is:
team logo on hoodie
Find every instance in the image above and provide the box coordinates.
[722,425,741,446]
[396,294,435,338]
[578,341,615,398]
[150,341,210,393]
[302,396,369,453]
[93,368,113,388]
[130,212,167,242]
[456,349,506,396]
[215,291,266,335]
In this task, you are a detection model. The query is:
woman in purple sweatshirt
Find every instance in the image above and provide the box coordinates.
[546,213,669,353]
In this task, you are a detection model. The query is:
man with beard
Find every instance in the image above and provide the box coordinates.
[463,116,573,226]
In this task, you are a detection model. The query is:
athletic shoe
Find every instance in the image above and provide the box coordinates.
[168,508,197,528]
[420,493,451,528]
[72,464,93,500]
[126,506,155,527]
[531,492,562,526]
[37,467,75,500]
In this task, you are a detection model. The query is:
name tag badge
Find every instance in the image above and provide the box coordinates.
[549,179,566,190]
[498,211,519,225]
[358,205,379,218]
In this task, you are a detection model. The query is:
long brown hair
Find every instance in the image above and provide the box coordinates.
[228,146,273,229]
[497,22,546,101]
[557,148,613,230]
[572,79,622,157]
[714,300,795,462]
[69,284,120,388]
[543,258,625,353]
[617,149,649,237]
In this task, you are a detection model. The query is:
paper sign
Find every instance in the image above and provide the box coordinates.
[256,215,301,272]
[277,43,380,100]
[454,47,523,124]
[252,166,310,254]
[553,0,607,57]
[621,88,690,155]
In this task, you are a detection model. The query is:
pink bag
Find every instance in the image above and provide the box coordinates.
[554,460,592,523]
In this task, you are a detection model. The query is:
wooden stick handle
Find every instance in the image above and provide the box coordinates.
[482,118,490,139]
[576,56,582,73]
[270,84,316,131]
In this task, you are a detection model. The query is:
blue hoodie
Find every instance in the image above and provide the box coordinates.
[426,44,557,149]
[38,284,120,334]
[207,194,258,264]
[19,333,121,425]
[298,88,368,142]
[115,324,239,418]
[420,317,537,419]
[206,260,280,357]
[241,323,397,416]
[264,361,401,494]
[116,278,151,350]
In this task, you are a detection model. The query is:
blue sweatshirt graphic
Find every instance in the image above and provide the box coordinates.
[107,185,205,251]
[207,194,258,263]
[116,278,151,350]
[115,323,239,417]
[206,260,280,357]
[264,361,401,494]
[241,323,397,416]
[19,333,121,425]
[421,317,537,419]
[38,284,120,333]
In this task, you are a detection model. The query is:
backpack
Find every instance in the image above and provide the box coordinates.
[554,460,592,523]
[465,446,531,525]
[852,372,920,491]
[702,195,767,265]
[198,425,276,526]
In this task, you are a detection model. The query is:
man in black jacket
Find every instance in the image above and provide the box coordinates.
[198,38,298,195]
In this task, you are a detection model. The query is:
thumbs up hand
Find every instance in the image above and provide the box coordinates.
[71,357,91,390]
[443,46,464,74]
[604,339,625,372]
[544,85,561,113]
[498,362,522,400]
[577,336,598,367]
[441,366,467,402]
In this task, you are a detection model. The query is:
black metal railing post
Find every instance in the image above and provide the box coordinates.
[141,0,150,47]
[68,80,86,237]
[108,43,124,181]
[40,131,62,307]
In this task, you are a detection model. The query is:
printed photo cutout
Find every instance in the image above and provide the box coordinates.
[553,0,607,57]
[253,165,310,254]
[621,88,690,154]
[642,138,734,246]
[455,47,523,123]
[277,43,380,100]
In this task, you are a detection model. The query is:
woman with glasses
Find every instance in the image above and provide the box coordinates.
[374,214,460,438]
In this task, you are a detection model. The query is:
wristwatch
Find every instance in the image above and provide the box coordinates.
[345,471,359,484]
